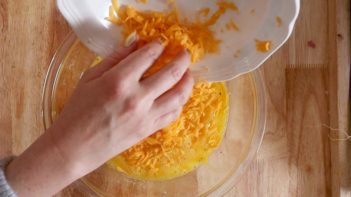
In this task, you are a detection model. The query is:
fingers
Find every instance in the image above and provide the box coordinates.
[108,40,164,81]
[153,108,182,132]
[82,42,137,82]
[141,50,191,99]
[151,71,194,118]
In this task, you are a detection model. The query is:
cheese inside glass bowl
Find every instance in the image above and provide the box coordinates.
[42,33,266,196]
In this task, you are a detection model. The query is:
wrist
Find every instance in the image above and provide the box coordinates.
[5,130,81,197]
[47,123,94,177]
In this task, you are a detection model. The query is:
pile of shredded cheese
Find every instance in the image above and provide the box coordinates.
[108,82,228,180]
[108,0,238,75]
[105,0,232,180]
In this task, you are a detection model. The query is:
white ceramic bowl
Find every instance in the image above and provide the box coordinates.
[57,0,300,81]
[57,0,299,82]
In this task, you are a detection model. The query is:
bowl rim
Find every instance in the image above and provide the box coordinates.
[42,32,267,196]
[207,69,267,197]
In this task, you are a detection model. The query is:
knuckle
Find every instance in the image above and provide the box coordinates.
[187,75,195,86]
[175,109,182,119]
[176,90,189,105]
[108,51,124,62]
[102,77,128,99]
[114,71,130,82]
[124,96,143,113]
[168,110,181,123]
[135,120,152,139]
[142,45,159,58]
[154,110,180,131]
[170,66,182,82]
[135,130,144,139]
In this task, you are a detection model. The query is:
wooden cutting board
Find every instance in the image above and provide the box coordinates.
[0,0,349,196]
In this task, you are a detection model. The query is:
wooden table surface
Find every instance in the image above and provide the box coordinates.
[0,0,350,196]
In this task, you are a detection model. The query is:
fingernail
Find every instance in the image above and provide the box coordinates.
[154,38,166,47]
[180,49,191,63]
[188,70,204,83]
[184,48,191,54]
[124,31,138,47]
[186,70,194,79]
[179,48,189,57]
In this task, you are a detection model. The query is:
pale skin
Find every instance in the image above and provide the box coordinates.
[5,40,194,197]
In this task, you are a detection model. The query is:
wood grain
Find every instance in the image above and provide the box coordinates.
[0,0,349,196]
[0,0,70,155]
[226,0,348,196]
[336,0,351,196]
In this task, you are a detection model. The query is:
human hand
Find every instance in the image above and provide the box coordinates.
[51,40,194,175]
[6,40,194,196]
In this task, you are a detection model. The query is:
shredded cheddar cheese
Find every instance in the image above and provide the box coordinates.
[108,82,228,180]
[136,0,148,4]
[255,39,272,53]
[226,19,240,31]
[234,49,241,58]
[276,16,283,27]
[104,0,233,180]
[108,0,238,75]
[197,7,211,17]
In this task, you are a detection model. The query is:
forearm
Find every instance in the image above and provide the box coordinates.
[5,129,81,197]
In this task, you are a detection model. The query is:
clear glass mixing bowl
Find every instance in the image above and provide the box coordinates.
[42,33,266,197]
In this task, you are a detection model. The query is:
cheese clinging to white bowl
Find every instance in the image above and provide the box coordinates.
[56,0,300,82]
